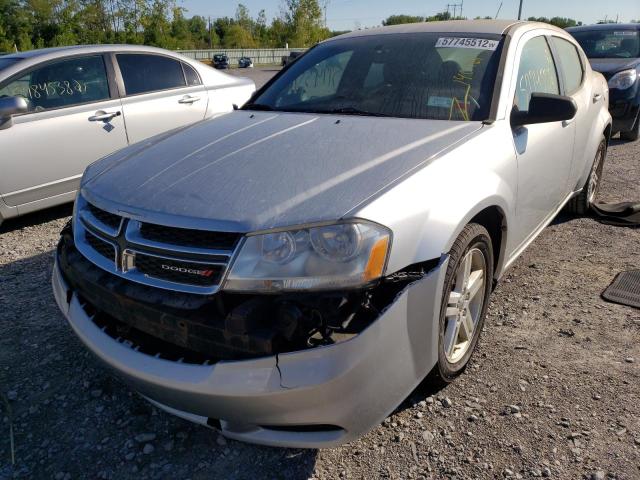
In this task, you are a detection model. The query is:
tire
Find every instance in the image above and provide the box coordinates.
[620,113,640,141]
[434,223,494,383]
[566,136,607,216]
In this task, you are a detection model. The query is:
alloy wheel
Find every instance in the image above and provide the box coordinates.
[443,248,487,364]
[587,144,605,204]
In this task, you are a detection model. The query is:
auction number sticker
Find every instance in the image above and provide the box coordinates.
[436,37,499,50]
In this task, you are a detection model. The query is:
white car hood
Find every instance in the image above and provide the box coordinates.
[82,111,482,232]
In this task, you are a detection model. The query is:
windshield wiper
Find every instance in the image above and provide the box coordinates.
[320,107,392,117]
[242,102,275,111]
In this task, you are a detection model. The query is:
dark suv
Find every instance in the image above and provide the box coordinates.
[213,54,230,69]
[568,24,640,140]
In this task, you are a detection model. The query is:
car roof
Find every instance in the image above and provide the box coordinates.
[326,19,527,42]
[1,44,187,61]
[567,23,640,32]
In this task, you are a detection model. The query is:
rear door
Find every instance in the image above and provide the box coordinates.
[0,54,127,207]
[510,33,575,248]
[549,35,599,186]
[114,53,207,144]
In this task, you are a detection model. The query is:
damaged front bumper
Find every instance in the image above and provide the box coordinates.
[53,247,448,448]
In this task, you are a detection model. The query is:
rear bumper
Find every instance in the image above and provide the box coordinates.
[53,256,448,448]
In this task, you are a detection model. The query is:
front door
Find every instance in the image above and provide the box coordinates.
[510,34,575,249]
[0,54,127,207]
[114,53,207,145]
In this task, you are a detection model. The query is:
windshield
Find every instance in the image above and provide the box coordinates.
[571,30,640,59]
[248,32,504,121]
[0,57,19,72]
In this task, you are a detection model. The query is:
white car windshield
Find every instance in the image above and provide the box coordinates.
[248,32,505,121]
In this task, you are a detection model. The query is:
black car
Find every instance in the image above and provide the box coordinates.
[238,56,253,68]
[213,54,230,69]
[281,51,303,67]
[568,24,640,140]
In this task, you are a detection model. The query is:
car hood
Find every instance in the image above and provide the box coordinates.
[589,57,640,75]
[82,111,481,232]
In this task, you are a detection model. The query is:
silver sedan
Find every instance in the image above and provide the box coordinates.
[53,20,611,448]
[0,45,254,225]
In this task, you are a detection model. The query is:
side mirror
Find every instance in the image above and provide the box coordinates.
[511,93,577,127]
[0,96,28,130]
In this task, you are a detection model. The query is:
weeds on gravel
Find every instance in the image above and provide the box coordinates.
[0,391,15,465]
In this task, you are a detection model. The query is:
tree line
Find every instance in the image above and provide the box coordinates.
[382,12,584,29]
[0,0,331,52]
[2,1,637,54]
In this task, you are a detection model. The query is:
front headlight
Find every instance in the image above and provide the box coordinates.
[224,221,391,292]
[608,69,637,90]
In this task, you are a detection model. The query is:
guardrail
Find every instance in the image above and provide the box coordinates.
[176,48,307,65]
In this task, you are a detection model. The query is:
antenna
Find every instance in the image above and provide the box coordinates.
[495,1,503,19]
[517,0,524,20]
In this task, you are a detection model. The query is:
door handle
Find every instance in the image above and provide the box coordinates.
[593,93,602,103]
[178,96,201,104]
[89,111,120,122]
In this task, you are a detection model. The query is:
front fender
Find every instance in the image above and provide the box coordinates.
[354,123,517,276]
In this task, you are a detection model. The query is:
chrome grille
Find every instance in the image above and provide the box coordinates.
[87,202,121,230]
[84,230,116,262]
[74,196,240,295]
[139,223,240,250]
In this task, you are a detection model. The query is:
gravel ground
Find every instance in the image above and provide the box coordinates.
[1,68,639,479]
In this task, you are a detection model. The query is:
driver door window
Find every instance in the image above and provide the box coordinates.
[0,55,110,113]
[514,36,559,110]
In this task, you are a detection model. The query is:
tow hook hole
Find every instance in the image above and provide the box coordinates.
[207,418,222,430]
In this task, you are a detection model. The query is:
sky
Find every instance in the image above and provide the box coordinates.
[181,0,640,31]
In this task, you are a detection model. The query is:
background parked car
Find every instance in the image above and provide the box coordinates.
[568,23,640,141]
[281,51,303,67]
[213,54,230,69]
[0,45,254,225]
[238,56,254,68]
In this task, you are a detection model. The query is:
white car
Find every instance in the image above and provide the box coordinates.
[54,20,611,448]
[0,45,254,225]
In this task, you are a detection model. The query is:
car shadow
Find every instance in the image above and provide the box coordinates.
[0,203,72,234]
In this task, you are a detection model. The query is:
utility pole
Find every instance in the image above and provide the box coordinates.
[517,0,523,20]
[208,16,212,49]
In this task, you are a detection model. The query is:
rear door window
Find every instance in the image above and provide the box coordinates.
[551,37,584,94]
[117,54,186,96]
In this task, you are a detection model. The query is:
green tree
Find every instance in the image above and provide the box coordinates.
[382,14,424,26]
[171,6,192,49]
[527,16,582,28]
[282,0,329,47]
[223,23,255,48]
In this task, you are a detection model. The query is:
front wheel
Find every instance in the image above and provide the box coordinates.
[435,223,494,383]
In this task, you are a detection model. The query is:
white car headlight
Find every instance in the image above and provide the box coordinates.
[608,69,637,90]
[224,221,391,292]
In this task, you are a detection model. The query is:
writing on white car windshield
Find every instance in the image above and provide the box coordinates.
[247,32,504,121]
